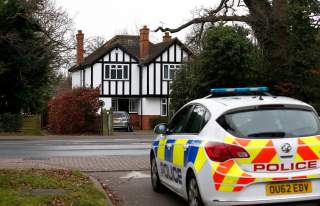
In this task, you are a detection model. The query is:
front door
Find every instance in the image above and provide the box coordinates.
[117,99,129,112]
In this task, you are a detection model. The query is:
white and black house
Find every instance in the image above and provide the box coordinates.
[69,26,192,129]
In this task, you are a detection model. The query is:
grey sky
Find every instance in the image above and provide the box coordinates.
[56,0,216,43]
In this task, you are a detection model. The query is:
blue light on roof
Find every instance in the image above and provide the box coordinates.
[210,87,269,94]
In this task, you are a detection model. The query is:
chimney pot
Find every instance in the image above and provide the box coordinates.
[76,30,84,65]
[140,25,150,59]
[163,32,172,42]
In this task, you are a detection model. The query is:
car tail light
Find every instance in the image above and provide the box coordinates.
[205,142,250,162]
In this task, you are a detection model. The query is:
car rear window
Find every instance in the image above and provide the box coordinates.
[217,109,320,138]
[114,113,126,118]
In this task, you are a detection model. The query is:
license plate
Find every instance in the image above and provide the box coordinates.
[266,181,312,196]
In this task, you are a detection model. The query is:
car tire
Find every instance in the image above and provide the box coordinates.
[187,173,204,206]
[150,155,164,192]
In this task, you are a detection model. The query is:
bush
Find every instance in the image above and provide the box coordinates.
[149,116,168,129]
[48,88,101,134]
[0,113,23,132]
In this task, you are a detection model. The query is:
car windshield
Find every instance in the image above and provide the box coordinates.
[217,109,320,138]
[114,113,127,118]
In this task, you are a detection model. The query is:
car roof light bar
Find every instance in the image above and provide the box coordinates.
[210,87,269,94]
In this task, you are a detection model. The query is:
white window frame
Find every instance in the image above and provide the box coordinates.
[161,98,168,116]
[112,99,118,111]
[163,64,181,80]
[129,99,138,114]
[105,64,129,80]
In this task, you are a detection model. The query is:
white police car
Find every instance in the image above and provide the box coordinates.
[150,87,320,206]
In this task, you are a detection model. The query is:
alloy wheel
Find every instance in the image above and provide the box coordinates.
[188,177,202,206]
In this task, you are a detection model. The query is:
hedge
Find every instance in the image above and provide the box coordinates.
[149,116,168,130]
[0,113,22,133]
[48,88,101,134]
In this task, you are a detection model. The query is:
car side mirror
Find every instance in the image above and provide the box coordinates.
[154,123,168,135]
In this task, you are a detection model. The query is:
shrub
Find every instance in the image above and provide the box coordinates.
[149,116,168,129]
[0,113,23,132]
[48,88,101,134]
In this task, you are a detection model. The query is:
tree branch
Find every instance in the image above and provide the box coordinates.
[208,0,228,15]
[154,15,250,33]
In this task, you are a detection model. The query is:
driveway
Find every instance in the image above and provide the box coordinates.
[90,170,320,206]
[91,171,186,206]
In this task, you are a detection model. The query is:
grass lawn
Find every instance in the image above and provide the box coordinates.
[0,169,109,206]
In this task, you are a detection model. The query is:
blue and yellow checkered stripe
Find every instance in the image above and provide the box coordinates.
[152,139,207,173]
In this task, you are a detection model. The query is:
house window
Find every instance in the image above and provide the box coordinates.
[161,98,167,116]
[105,64,129,80]
[129,99,138,113]
[163,64,181,80]
[112,99,118,111]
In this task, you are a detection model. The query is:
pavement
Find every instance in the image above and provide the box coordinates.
[0,155,149,172]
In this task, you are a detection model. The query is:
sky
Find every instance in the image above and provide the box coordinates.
[56,0,216,43]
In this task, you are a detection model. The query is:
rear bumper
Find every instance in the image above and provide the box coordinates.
[201,177,320,205]
[113,123,128,129]
[203,180,320,206]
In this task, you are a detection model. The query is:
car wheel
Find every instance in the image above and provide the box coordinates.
[150,156,164,192]
[187,173,204,206]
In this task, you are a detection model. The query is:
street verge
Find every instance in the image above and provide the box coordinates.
[0,169,110,206]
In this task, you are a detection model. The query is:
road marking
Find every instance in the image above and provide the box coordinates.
[120,171,150,179]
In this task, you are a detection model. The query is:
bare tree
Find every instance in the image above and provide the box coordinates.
[33,0,75,71]
[155,0,320,71]
[84,36,106,56]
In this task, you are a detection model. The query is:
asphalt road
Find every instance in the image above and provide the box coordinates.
[0,138,151,159]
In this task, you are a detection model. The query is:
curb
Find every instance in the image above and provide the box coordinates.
[89,176,114,206]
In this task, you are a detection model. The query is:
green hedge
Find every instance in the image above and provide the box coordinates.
[149,116,168,130]
[0,113,23,132]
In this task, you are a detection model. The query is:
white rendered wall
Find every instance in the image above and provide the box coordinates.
[92,63,102,89]
[72,71,81,88]
[131,64,140,95]
[84,67,91,87]
[100,97,112,110]
[142,98,161,116]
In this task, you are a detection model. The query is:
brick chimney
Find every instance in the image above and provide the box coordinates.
[76,30,84,65]
[140,25,150,59]
[163,32,172,42]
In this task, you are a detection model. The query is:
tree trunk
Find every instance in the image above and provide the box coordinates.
[247,0,288,76]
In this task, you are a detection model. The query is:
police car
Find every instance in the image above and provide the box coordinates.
[150,87,320,206]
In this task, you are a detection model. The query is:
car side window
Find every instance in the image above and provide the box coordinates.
[185,105,210,134]
[168,105,193,134]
